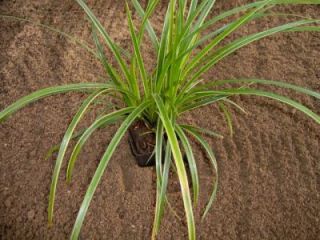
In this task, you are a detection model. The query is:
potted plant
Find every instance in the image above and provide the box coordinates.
[1,0,320,239]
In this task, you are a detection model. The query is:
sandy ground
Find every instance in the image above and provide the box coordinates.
[0,1,319,239]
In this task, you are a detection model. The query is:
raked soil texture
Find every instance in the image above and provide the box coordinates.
[0,1,319,239]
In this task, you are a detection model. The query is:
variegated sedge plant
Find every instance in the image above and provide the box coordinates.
[1,0,320,239]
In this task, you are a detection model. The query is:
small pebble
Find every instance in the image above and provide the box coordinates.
[27,210,35,220]
[4,198,11,208]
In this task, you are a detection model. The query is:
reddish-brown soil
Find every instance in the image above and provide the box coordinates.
[0,1,319,239]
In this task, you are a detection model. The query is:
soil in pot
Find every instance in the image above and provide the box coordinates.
[128,120,157,167]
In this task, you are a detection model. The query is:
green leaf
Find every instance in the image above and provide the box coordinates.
[70,101,150,239]
[66,107,133,182]
[179,95,228,113]
[45,129,86,161]
[272,0,320,3]
[182,0,217,48]
[48,89,108,224]
[136,0,160,44]
[76,0,133,87]
[181,126,218,221]
[0,83,111,123]
[152,141,172,239]
[132,0,159,50]
[223,99,247,114]
[196,1,264,32]
[190,19,320,82]
[92,25,126,89]
[175,125,200,205]
[155,6,171,92]
[126,2,149,97]
[182,1,211,41]
[210,79,320,100]
[179,124,224,139]
[185,0,271,76]
[187,0,319,40]
[198,88,320,124]
[219,102,234,137]
[153,94,195,240]
[155,119,164,179]
[45,145,60,161]
[188,0,198,17]
[181,0,319,52]
[152,119,164,238]
[287,26,320,32]
[180,1,269,54]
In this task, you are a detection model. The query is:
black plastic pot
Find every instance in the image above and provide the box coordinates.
[128,120,188,167]
[128,120,156,167]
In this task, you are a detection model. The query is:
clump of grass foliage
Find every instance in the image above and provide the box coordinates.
[1,0,320,239]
